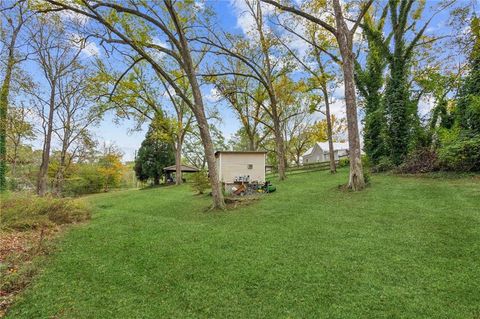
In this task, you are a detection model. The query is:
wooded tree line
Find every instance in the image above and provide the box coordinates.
[0,0,478,209]
[0,1,130,195]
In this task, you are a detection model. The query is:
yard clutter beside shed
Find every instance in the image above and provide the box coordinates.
[302,142,349,164]
[215,151,267,193]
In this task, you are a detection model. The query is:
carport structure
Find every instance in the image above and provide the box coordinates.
[163,164,200,183]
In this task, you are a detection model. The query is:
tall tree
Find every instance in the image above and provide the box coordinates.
[273,11,341,173]
[0,0,33,191]
[42,0,226,209]
[456,16,480,135]
[261,0,371,190]
[364,0,447,164]
[53,67,99,194]
[29,15,85,196]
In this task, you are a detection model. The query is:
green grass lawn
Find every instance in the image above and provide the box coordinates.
[5,170,480,318]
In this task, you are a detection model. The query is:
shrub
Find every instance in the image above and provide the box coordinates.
[337,157,349,168]
[438,135,480,171]
[337,155,370,170]
[372,157,395,173]
[191,171,210,194]
[0,194,91,231]
[396,148,439,174]
[364,171,371,184]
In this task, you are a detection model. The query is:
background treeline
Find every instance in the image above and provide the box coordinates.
[1,0,479,207]
[357,9,480,174]
[0,2,134,196]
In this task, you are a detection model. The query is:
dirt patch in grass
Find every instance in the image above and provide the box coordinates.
[224,195,263,210]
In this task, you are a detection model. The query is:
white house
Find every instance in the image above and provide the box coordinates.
[215,151,267,185]
[302,142,349,164]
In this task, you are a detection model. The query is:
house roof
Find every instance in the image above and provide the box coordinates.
[215,150,267,157]
[163,164,200,172]
[302,142,349,156]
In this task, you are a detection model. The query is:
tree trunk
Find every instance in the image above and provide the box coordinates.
[273,112,287,180]
[175,137,182,185]
[248,137,255,151]
[37,83,56,196]
[322,86,337,174]
[0,33,19,191]
[54,151,67,196]
[169,2,225,209]
[255,1,286,180]
[185,68,225,209]
[341,56,365,190]
[12,143,18,178]
[332,0,365,190]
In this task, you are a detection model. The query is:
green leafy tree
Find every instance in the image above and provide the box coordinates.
[0,1,33,191]
[456,17,480,135]
[134,117,175,185]
[380,0,434,165]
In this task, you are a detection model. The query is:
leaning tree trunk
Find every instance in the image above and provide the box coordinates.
[322,86,337,174]
[171,3,225,210]
[37,83,56,196]
[186,70,225,209]
[333,0,365,190]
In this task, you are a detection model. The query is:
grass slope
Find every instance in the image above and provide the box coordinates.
[5,170,480,318]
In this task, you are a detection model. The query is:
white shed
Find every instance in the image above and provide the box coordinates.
[215,151,267,185]
[302,142,349,164]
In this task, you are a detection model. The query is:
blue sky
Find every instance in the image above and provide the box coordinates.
[21,0,477,161]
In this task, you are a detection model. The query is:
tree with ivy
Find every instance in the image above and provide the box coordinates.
[355,7,389,165]
[456,16,480,136]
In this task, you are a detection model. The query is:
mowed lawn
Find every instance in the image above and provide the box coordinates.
[6,170,480,318]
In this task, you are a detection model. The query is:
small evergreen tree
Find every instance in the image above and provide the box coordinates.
[135,117,175,185]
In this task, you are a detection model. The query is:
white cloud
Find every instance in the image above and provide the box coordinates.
[205,87,221,103]
[418,97,434,118]
[194,0,205,10]
[149,37,169,61]
[229,0,275,36]
[69,33,100,57]
[83,41,100,57]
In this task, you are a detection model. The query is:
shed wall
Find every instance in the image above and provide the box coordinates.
[217,153,265,184]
